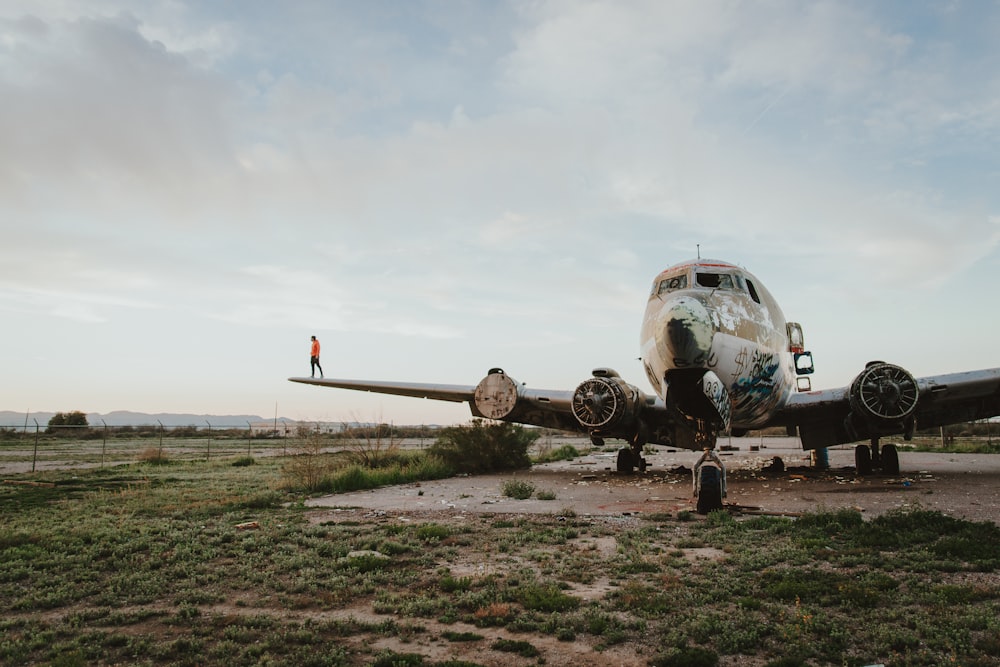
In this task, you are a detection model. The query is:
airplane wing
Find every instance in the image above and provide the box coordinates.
[289,377,478,403]
[288,374,587,432]
[772,367,1000,449]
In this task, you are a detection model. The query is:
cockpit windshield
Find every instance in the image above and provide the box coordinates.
[655,273,688,296]
[696,272,735,289]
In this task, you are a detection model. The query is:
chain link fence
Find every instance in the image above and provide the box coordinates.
[0,421,443,474]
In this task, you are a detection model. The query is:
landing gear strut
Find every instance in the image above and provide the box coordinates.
[855,437,899,476]
[616,444,647,474]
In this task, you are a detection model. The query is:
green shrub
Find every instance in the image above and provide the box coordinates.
[416,524,451,542]
[516,583,580,612]
[501,479,535,500]
[651,645,718,667]
[371,651,424,666]
[428,420,537,473]
[534,444,580,463]
[490,639,539,657]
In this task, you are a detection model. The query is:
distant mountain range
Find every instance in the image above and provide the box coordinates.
[0,410,295,427]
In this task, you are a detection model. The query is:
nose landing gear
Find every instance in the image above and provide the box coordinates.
[693,449,727,514]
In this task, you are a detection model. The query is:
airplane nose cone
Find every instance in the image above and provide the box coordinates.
[664,296,714,367]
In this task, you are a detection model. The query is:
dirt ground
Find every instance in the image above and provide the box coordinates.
[308,438,1000,525]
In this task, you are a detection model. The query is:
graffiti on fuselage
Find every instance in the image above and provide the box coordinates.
[702,372,732,428]
[730,347,781,420]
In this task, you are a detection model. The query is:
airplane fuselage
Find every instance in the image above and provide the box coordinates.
[640,259,797,430]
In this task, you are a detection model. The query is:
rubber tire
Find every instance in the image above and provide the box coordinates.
[696,466,724,514]
[855,444,873,476]
[616,448,634,474]
[881,443,899,476]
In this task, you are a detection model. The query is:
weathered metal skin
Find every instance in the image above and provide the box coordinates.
[640,259,795,434]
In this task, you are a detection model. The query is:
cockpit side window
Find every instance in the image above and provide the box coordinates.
[696,272,734,289]
[656,274,688,295]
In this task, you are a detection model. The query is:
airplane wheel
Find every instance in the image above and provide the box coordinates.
[882,444,899,475]
[616,448,635,474]
[855,444,873,476]
[638,457,647,473]
[696,466,724,514]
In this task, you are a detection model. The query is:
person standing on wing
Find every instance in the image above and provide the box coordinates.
[310,335,323,378]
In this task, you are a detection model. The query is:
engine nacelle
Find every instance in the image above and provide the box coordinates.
[571,369,644,437]
[848,361,919,432]
[473,368,519,420]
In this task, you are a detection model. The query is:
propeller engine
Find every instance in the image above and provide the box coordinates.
[571,369,645,440]
[847,361,919,437]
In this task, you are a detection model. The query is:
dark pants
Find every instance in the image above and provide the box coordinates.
[311,356,323,378]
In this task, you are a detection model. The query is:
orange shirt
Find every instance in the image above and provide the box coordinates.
[311,339,320,357]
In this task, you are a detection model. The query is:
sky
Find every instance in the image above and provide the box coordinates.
[2,1,1000,426]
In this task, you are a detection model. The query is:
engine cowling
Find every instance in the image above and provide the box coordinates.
[473,368,519,420]
[848,361,919,427]
[571,369,643,435]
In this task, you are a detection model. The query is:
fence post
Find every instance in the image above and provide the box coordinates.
[246,421,252,457]
[101,420,107,468]
[32,419,39,473]
[205,421,212,461]
[157,420,164,459]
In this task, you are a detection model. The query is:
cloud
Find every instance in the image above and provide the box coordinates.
[2,1,999,419]
[0,13,239,221]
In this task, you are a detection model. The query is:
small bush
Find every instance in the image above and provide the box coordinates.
[534,444,580,463]
[501,479,535,500]
[440,575,472,593]
[536,490,556,500]
[280,437,336,492]
[490,639,539,657]
[517,583,580,612]
[416,524,451,542]
[651,646,719,667]
[428,419,537,473]
[137,448,170,465]
[371,652,424,667]
[473,602,514,626]
[231,456,255,467]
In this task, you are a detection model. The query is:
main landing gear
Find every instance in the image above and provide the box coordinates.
[855,437,899,476]
[616,446,647,473]
[610,428,649,474]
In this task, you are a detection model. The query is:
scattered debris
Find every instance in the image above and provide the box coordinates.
[762,457,785,473]
[235,521,260,530]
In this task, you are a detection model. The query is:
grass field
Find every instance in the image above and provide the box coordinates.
[2,452,1000,666]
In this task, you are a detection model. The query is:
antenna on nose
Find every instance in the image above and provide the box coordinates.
[697,244,701,260]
